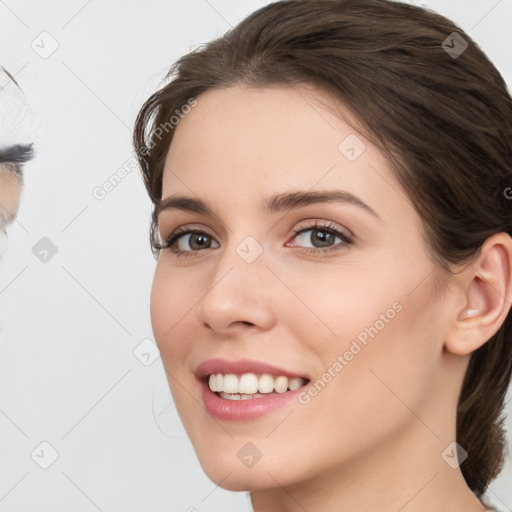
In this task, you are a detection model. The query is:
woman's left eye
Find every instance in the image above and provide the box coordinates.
[287,222,352,254]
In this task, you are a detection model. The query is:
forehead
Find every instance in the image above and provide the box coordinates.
[161,84,415,227]
[165,85,375,180]
[167,84,354,151]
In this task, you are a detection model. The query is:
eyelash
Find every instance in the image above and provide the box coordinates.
[155,221,353,258]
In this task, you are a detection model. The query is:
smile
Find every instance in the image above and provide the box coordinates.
[208,372,308,399]
[195,358,311,420]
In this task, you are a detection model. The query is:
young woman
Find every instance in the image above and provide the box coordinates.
[133,1,512,510]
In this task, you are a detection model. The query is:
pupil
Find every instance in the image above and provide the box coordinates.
[190,233,209,250]
[312,230,334,247]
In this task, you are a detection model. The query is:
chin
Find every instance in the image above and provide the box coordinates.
[198,455,284,492]
[189,432,313,492]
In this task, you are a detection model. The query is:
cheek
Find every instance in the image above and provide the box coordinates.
[150,262,195,361]
[0,170,21,222]
[273,259,396,343]
[150,263,201,425]
[319,279,442,429]
[290,256,442,413]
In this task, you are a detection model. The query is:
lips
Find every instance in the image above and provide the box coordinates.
[195,357,311,421]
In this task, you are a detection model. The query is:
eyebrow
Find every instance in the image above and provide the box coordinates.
[156,190,381,221]
[0,144,34,164]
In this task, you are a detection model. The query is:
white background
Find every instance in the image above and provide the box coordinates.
[0,0,511,511]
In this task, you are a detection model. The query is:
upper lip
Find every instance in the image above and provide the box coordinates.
[195,358,310,381]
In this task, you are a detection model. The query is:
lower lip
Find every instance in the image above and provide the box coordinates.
[199,379,305,421]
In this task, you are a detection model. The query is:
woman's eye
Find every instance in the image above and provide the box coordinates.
[158,228,219,257]
[288,223,352,253]
[175,232,218,252]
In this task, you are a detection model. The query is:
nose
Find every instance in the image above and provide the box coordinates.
[196,238,276,335]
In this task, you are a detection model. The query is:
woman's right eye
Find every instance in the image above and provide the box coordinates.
[157,228,219,257]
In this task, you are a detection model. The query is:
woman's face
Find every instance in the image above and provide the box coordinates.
[151,84,456,491]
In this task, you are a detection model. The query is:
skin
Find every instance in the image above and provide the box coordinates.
[150,84,511,511]
[0,162,22,228]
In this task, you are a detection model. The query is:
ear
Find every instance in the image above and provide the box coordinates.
[444,233,512,356]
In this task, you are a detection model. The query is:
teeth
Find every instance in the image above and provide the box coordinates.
[274,376,288,393]
[208,372,308,395]
[219,392,266,400]
[289,377,304,391]
[258,374,274,393]
[223,374,239,394]
[239,373,259,394]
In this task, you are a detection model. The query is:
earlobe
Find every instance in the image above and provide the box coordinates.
[445,233,512,356]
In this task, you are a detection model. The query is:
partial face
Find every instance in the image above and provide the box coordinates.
[151,84,451,490]
[0,67,34,231]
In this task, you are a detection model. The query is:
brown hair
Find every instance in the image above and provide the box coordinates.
[133,0,512,498]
